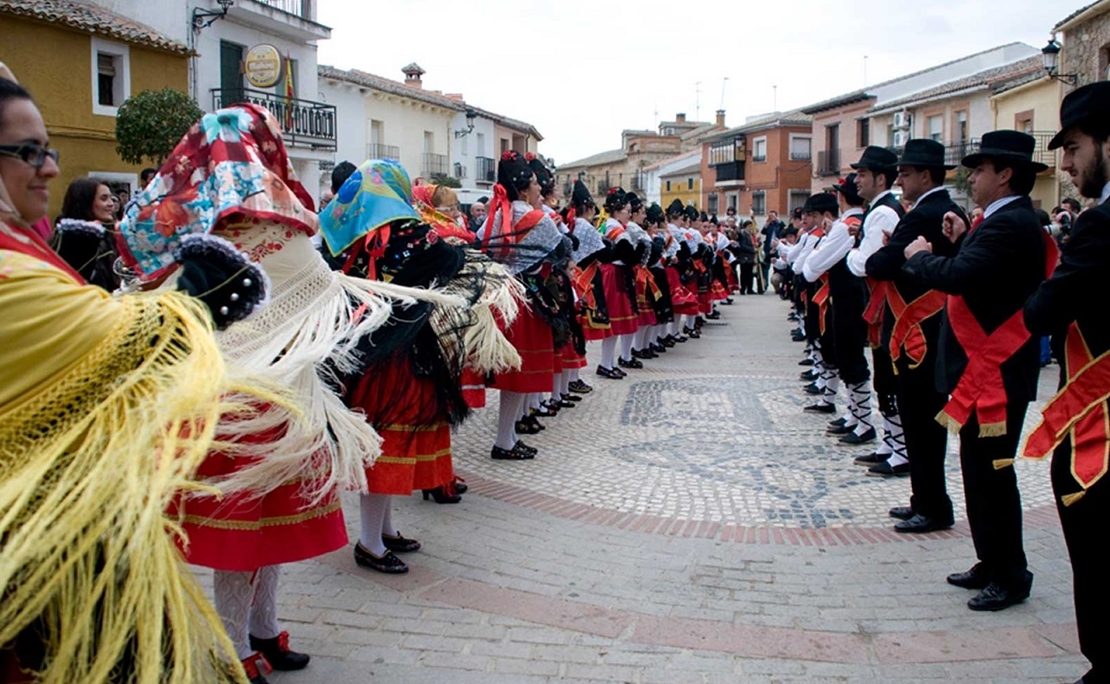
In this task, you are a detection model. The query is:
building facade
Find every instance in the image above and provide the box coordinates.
[991,74,1064,209]
[0,0,191,219]
[642,149,702,206]
[701,112,814,220]
[1056,1,1110,87]
[659,160,703,211]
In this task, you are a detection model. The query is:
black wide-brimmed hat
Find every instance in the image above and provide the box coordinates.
[802,192,838,214]
[1049,81,1110,150]
[826,173,865,205]
[897,139,955,170]
[850,146,899,171]
[961,130,1048,173]
[666,198,685,217]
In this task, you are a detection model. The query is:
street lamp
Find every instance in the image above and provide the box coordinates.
[1042,38,1078,86]
[193,0,234,31]
[455,108,477,138]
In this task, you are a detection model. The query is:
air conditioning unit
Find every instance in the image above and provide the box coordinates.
[892,111,910,130]
[892,130,909,148]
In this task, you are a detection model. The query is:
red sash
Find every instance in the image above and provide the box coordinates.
[571,260,601,308]
[812,275,831,335]
[606,225,626,242]
[937,230,1059,438]
[1023,322,1110,505]
[634,263,662,304]
[887,287,946,369]
[863,279,887,348]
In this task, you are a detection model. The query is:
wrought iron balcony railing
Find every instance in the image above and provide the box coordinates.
[367,143,400,160]
[212,88,336,150]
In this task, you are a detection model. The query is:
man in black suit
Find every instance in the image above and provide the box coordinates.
[902,130,1048,611]
[865,140,966,519]
[1024,82,1110,684]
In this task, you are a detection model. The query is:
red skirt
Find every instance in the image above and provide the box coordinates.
[698,290,712,314]
[461,367,488,409]
[726,263,739,292]
[710,280,730,301]
[560,341,588,369]
[601,263,638,336]
[346,355,455,495]
[490,304,555,393]
[667,267,700,316]
[173,422,346,572]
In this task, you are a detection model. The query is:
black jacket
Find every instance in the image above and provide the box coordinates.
[1026,201,1110,392]
[903,196,1045,402]
[866,189,966,351]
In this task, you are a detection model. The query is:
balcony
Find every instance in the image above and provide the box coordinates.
[714,161,745,187]
[367,143,400,160]
[212,88,336,151]
[422,153,448,178]
[944,140,979,167]
[631,171,645,192]
[476,156,495,184]
[225,0,329,41]
[816,149,841,177]
[597,180,609,194]
[1031,131,1057,170]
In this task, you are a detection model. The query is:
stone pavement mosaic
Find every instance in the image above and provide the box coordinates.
[216,293,1088,683]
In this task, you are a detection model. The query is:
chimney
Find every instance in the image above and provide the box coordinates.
[675,112,686,124]
[716,109,725,127]
[401,62,425,89]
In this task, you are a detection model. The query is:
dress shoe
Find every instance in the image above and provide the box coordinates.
[946,563,989,590]
[561,393,582,403]
[828,417,847,428]
[250,632,310,672]
[867,461,910,477]
[800,370,818,381]
[514,419,539,435]
[804,382,822,395]
[791,334,806,342]
[353,543,409,573]
[674,334,688,343]
[491,444,534,460]
[421,486,462,503]
[514,440,538,455]
[839,428,877,445]
[826,424,852,435]
[888,506,914,520]
[555,398,576,409]
[650,342,667,354]
[382,531,421,553]
[596,365,623,379]
[968,581,1030,612]
[855,452,891,466]
[798,357,815,366]
[617,357,644,369]
[569,379,593,393]
[662,335,678,347]
[894,513,953,534]
[706,311,721,320]
[803,402,836,414]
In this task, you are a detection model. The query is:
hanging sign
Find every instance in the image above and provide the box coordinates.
[244,44,282,88]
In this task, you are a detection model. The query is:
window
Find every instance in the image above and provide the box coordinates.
[727,193,738,211]
[424,131,434,154]
[789,135,812,161]
[752,191,766,216]
[500,138,509,155]
[927,114,943,142]
[789,190,811,212]
[858,119,870,148]
[707,193,718,214]
[460,131,468,156]
[476,132,485,157]
[687,178,694,190]
[752,137,767,162]
[1014,109,1034,135]
[954,110,969,144]
[91,37,130,116]
[369,119,384,145]
[666,180,671,192]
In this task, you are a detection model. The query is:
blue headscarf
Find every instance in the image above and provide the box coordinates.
[319,159,420,256]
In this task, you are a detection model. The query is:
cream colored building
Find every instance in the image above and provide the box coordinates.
[320,64,463,186]
[991,74,1064,209]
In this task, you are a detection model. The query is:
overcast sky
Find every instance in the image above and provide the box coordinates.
[317,0,1069,166]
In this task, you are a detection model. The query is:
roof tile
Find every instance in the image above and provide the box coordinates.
[0,0,190,55]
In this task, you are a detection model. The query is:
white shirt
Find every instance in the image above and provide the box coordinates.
[790,230,820,274]
[803,208,864,282]
[847,190,901,277]
[1100,182,1110,206]
[983,195,1021,220]
[911,186,946,211]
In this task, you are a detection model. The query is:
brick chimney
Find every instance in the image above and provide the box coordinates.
[401,62,425,89]
[716,109,726,126]
[675,112,686,123]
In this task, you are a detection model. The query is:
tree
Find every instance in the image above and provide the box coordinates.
[430,173,462,188]
[115,88,204,167]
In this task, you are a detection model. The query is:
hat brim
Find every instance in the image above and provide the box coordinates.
[1048,123,1080,151]
[897,158,956,170]
[960,152,1048,174]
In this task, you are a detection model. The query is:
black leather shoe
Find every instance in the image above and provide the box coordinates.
[828,417,847,428]
[555,399,576,409]
[662,335,678,347]
[803,402,836,414]
[791,334,807,342]
[804,382,822,395]
[800,370,818,381]
[596,365,623,379]
[382,531,421,553]
[561,393,582,403]
[491,444,534,460]
[515,419,540,435]
[674,335,688,343]
[618,357,643,369]
[968,581,1030,611]
[353,543,409,573]
[894,513,954,534]
[946,563,990,590]
[855,452,892,466]
[650,342,667,354]
[826,424,852,435]
[867,461,910,477]
[798,357,815,366]
[250,632,310,672]
[421,486,462,503]
[888,506,914,520]
[568,379,593,393]
[514,440,538,456]
[839,428,877,445]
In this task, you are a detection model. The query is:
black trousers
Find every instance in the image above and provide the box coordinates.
[895,352,952,521]
[958,400,1030,590]
[831,295,869,385]
[739,262,755,293]
[1052,437,1109,684]
[871,345,898,417]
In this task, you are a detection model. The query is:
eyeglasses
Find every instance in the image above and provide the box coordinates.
[0,143,60,169]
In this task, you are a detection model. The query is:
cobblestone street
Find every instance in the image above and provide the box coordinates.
[236,293,1084,683]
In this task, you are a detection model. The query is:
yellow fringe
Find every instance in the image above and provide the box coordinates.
[993,458,1015,470]
[934,409,963,435]
[1062,490,1087,507]
[978,421,1008,438]
[0,291,251,684]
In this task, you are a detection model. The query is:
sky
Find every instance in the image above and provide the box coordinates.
[316,0,1071,166]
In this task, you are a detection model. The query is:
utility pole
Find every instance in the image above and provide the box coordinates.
[863,55,869,88]
[720,77,729,109]
[695,81,702,120]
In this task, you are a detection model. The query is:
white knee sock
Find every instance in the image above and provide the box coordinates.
[213,569,255,659]
[381,495,397,537]
[496,391,525,450]
[886,412,908,467]
[633,328,647,351]
[876,415,894,455]
[619,333,634,362]
[248,565,282,640]
[358,493,390,556]
[850,381,874,436]
[601,337,617,369]
[559,371,571,396]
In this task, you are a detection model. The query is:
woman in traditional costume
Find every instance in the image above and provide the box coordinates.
[564,179,605,394]
[117,104,440,684]
[596,187,642,377]
[0,74,270,684]
[642,202,675,354]
[624,192,659,361]
[478,151,569,459]
[319,159,520,569]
